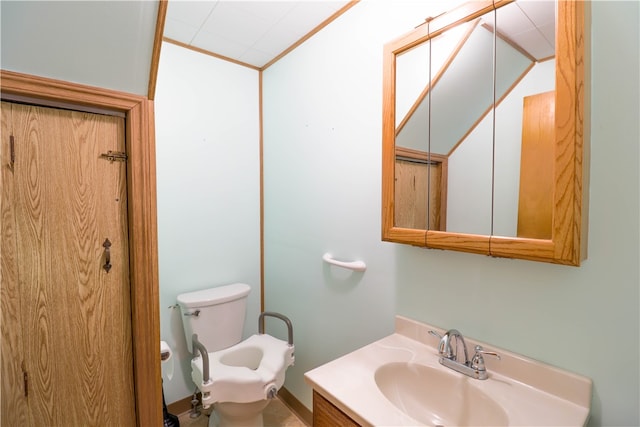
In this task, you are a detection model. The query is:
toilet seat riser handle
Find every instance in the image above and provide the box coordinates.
[192,334,210,383]
[259,312,294,346]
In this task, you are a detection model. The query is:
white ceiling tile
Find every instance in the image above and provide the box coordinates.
[200,2,273,46]
[163,18,200,43]
[238,47,275,67]
[229,1,298,23]
[191,28,251,59]
[517,1,556,27]
[167,0,219,28]
[279,2,347,37]
[495,1,555,61]
[163,0,351,68]
[251,25,298,56]
[512,29,554,59]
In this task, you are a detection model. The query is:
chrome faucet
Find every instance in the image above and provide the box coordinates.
[437,328,469,364]
[429,329,500,380]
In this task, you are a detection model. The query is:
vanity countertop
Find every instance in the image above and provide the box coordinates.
[304,316,592,427]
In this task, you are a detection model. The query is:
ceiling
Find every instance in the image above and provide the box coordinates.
[491,0,556,61]
[163,0,352,69]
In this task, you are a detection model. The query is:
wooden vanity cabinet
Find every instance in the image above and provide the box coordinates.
[313,391,360,427]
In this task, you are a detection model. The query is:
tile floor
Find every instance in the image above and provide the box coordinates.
[176,398,307,427]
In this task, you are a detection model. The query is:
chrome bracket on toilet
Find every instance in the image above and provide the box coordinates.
[183,309,201,317]
[266,384,278,399]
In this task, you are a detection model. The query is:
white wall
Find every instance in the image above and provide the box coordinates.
[262,0,457,411]
[0,1,157,96]
[153,1,639,425]
[262,2,639,427]
[154,42,261,404]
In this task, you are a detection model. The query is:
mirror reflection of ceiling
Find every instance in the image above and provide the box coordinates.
[395,0,555,155]
[163,0,351,69]
[490,0,556,61]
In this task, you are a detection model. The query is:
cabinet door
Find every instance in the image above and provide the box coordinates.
[1,101,135,426]
[313,391,359,427]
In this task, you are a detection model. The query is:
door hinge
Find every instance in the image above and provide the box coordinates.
[99,150,127,163]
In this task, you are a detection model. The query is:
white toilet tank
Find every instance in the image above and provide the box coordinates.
[177,283,251,353]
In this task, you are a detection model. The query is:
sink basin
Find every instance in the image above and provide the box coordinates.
[306,317,592,426]
[375,362,508,426]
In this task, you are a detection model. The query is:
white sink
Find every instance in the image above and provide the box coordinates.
[305,316,592,427]
[375,362,508,426]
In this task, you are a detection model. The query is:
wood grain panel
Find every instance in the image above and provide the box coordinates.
[312,391,359,427]
[518,91,554,239]
[553,0,585,264]
[11,103,57,424]
[148,0,168,100]
[127,99,163,425]
[1,102,30,426]
[427,230,490,255]
[1,69,163,426]
[3,102,135,425]
[395,159,428,229]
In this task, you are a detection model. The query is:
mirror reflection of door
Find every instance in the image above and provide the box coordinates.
[394,148,447,230]
[517,91,555,239]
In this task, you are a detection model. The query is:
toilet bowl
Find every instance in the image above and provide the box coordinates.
[177,283,294,427]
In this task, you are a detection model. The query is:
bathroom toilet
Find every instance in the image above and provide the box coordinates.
[177,283,294,427]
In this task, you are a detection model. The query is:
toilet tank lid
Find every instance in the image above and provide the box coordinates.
[177,283,251,308]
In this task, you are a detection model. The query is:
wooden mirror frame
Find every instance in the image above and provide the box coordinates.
[381,0,587,266]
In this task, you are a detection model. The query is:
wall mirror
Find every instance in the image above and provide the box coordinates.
[382,0,587,265]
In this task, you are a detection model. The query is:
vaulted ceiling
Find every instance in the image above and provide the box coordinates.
[0,0,354,96]
[0,0,553,97]
[163,1,352,69]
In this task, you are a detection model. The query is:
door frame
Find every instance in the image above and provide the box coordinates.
[1,69,162,426]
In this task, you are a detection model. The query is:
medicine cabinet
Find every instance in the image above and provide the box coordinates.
[381,0,588,265]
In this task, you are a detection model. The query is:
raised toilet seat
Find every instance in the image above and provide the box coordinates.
[192,333,295,408]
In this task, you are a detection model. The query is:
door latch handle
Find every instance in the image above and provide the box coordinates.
[9,135,15,171]
[103,238,112,273]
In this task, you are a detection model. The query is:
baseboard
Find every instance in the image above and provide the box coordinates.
[278,386,313,426]
[167,393,199,417]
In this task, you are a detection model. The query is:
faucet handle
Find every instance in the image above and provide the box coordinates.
[428,330,442,340]
[471,345,501,372]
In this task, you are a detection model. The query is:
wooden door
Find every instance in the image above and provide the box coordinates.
[1,101,135,426]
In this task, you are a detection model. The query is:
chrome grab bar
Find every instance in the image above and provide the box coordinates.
[259,312,294,346]
[192,334,210,383]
